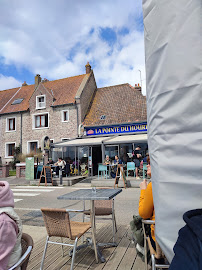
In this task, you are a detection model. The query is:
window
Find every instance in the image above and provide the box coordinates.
[62,110,69,122]
[27,141,38,154]
[61,138,69,142]
[36,95,46,109]
[6,118,16,131]
[50,139,54,144]
[5,143,16,157]
[33,113,49,129]
[12,98,24,105]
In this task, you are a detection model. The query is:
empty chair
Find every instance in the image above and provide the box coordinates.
[83,189,117,243]
[40,208,94,270]
[9,233,34,270]
[127,162,136,177]
[143,162,148,179]
[98,164,108,179]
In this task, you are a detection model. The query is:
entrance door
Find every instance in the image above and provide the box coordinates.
[92,146,102,175]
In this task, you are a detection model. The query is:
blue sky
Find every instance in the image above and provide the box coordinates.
[0,0,146,94]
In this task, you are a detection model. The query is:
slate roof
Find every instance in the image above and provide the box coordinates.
[83,83,147,127]
[0,74,88,115]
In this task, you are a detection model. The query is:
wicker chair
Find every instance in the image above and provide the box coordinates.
[142,220,170,270]
[9,233,34,270]
[83,189,117,243]
[40,208,93,270]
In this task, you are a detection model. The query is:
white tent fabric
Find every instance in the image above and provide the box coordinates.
[142,0,202,263]
[54,134,147,147]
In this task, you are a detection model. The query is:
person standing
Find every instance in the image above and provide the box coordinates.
[133,145,142,179]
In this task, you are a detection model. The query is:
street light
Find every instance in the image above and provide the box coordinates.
[138,69,142,88]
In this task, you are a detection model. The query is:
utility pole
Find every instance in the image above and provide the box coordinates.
[138,69,142,88]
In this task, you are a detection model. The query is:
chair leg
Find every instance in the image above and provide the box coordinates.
[40,236,49,270]
[61,237,64,257]
[151,254,156,270]
[127,170,128,177]
[70,237,78,270]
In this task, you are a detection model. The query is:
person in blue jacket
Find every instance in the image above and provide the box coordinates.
[169,209,202,270]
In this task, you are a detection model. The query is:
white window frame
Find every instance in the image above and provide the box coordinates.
[6,117,16,132]
[27,140,39,154]
[36,95,46,109]
[32,112,49,130]
[61,110,69,122]
[61,138,70,142]
[5,142,16,158]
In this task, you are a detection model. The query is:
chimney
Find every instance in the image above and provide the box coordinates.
[134,83,141,91]
[22,81,27,86]
[85,62,91,74]
[35,74,41,89]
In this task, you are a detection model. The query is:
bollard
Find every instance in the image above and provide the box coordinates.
[59,167,63,185]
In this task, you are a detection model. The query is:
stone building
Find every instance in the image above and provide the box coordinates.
[0,63,96,164]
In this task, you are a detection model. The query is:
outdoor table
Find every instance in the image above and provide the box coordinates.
[57,188,122,263]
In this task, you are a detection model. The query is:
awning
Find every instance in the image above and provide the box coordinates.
[104,134,147,145]
[54,134,147,148]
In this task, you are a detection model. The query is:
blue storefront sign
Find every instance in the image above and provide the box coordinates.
[85,122,147,136]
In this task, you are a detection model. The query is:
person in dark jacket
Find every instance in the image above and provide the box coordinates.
[169,209,202,270]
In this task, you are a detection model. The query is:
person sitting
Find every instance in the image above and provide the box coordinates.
[54,157,66,176]
[0,181,22,269]
[81,166,88,176]
[104,155,111,165]
[169,209,202,270]
[138,156,156,249]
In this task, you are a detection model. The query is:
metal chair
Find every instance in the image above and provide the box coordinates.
[143,162,148,178]
[9,233,34,270]
[127,162,136,177]
[40,208,93,270]
[98,164,108,179]
[83,189,117,243]
[142,220,170,270]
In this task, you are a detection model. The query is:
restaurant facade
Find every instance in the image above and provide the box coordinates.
[53,83,148,176]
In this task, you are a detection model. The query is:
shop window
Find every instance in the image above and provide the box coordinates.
[6,117,16,131]
[62,110,69,122]
[36,95,46,109]
[27,141,38,154]
[33,113,49,129]
[5,143,16,157]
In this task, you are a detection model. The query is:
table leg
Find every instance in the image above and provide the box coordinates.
[91,200,99,263]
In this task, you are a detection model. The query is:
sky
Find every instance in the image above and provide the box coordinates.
[0,0,146,95]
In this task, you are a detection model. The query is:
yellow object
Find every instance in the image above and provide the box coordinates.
[139,182,155,241]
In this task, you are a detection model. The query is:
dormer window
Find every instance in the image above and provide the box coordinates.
[36,95,46,109]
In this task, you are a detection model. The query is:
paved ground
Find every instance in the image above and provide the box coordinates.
[1,176,141,244]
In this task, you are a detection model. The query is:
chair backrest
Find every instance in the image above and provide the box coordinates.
[143,162,147,170]
[9,233,34,270]
[41,208,73,239]
[37,165,43,172]
[94,188,113,209]
[98,164,107,172]
[127,162,135,170]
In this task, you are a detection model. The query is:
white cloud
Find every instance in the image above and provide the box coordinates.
[0,0,146,94]
[0,74,22,91]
